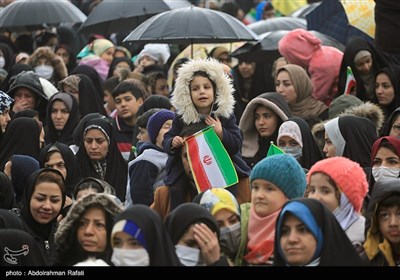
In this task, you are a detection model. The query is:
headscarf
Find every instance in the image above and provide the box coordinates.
[274,198,363,266]
[44,92,79,146]
[76,117,127,201]
[0,172,16,210]
[112,205,180,266]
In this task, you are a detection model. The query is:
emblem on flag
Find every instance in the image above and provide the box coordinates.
[344,66,357,95]
[185,125,238,193]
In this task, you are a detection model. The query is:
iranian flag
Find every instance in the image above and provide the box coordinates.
[344,66,357,95]
[185,126,238,193]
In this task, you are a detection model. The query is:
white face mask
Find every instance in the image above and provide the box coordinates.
[111,248,150,266]
[0,56,5,69]
[34,64,54,80]
[280,146,303,160]
[175,244,204,266]
[372,166,400,182]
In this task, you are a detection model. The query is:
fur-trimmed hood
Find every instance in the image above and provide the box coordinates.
[312,101,384,145]
[54,193,123,252]
[29,46,68,81]
[312,101,385,136]
[171,58,235,124]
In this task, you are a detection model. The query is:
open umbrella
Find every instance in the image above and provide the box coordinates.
[247,17,307,35]
[123,6,259,51]
[288,1,322,18]
[306,0,374,45]
[231,30,344,63]
[0,0,87,31]
[80,0,191,35]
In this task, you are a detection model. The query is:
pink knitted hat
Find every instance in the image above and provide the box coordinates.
[307,157,368,213]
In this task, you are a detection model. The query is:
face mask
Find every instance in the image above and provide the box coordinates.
[111,248,150,266]
[0,57,5,69]
[280,146,302,160]
[372,166,400,182]
[34,64,54,80]
[219,222,241,259]
[175,244,204,266]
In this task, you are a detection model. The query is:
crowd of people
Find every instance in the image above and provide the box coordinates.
[0,0,399,267]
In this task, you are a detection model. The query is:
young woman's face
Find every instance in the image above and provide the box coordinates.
[372,146,400,168]
[279,213,317,266]
[77,207,107,253]
[251,179,288,217]
[354,55,372,75]
[213,208,239,229]
[237,61,255,79]
[44,152,67,180]
[51,100,70,131]
[84,129,109,161]
[0,108,11,133]
[30,182,63,224]
[375,73,395,106]
[112,231,144,250]
[275,71,297,105]
[190,75,215,115]
[308,173,339,212]
[101,47,115,65]
[254,106,279,138]
[323,132,336,158]
[56,47,70,66]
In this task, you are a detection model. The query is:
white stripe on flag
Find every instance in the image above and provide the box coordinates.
[196,133,227,187]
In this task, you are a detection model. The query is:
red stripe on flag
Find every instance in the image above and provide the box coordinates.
[186,137,211,192]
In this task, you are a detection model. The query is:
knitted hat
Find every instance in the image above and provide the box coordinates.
[199,188,240,217]
[250,154,306,199]
[307,157,368,213]
[146,109,175,144]
[328,94,363,119]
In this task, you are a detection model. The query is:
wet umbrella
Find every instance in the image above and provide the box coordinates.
[231,29,344,63]
[123,6,259,47]
[80,0,191,35]
[289,1,322,18]
[306,0,374,45]
[247,17,306,35]
[0,0,87,31]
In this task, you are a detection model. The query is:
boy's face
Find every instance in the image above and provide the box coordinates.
[190,76,214,115]
[378,205,400,245]
[137,127,150,143]
[251,179,288,217]
[114,92,143,120]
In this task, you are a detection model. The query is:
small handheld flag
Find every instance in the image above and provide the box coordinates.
[185,125,238,193]
[344,66,357,95]
[266,142,285,157]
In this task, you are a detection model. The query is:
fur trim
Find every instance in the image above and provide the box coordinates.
[55,193,123,251]
[171,58,235,124]
[29,46,68,80]
[338,101,385,132]
[311,101,385,152]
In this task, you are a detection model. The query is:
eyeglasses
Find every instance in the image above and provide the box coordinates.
[392,124,400,133]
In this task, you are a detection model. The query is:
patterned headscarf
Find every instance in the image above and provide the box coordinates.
[0,90,13,113]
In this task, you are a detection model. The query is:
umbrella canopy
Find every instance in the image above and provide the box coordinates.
[231,29,344,63]
[0,0,87,30]
[306,0,374,45]
[271,0,308,16]
[288,1,322,18]
[123,6,259,46]
[80,0,191,35]
[248,17,306,35]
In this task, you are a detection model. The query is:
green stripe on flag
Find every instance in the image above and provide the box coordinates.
[203,127,238,186]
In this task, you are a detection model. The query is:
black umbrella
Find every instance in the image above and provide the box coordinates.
[231,30,344,62]
[123,6,259,46]
[247,17,307,35]
[0,0,87,31]
[80,0,191,35]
